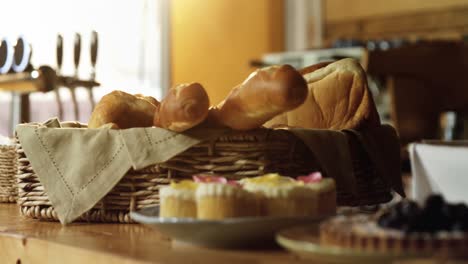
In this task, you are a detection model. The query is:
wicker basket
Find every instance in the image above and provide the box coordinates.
[16,128,393,223]
[0,144,17,203]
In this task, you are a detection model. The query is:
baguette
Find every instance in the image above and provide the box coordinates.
[210,65,308,130]
[154,82,210,132]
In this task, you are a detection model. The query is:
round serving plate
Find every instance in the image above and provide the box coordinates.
[276,226,430,264]
[130,206,331,248]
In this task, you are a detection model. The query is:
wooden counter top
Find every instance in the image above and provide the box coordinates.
[0,204,308,264]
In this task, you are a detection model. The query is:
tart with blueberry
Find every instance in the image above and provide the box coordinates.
[320,195,468,256]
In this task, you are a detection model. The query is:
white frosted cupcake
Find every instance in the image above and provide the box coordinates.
[159,180,197,218]
[240,173,319,217]
[194,175,258,220]
[298,172,337,216]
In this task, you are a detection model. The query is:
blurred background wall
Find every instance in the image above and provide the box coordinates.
[2,0,468,139]
[170,0,284,105]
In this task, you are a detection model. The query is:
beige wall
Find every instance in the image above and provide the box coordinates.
[170,0,284,105]
[325,0,468,22]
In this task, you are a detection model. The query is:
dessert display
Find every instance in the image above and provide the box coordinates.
[159,180,198,218]
[195,175,258,219]
[18,58,401,228]
[265,58,381,130]
[320,195,468,255]
[159,173,337,220]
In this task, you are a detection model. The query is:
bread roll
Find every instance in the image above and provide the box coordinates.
[88,90,157,129]
[135,94,160,107]
[210,65,308,130]
[300,61,333,75]
[154,82,210,132]
[266,59,380,130]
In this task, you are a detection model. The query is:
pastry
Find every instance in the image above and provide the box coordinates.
[159,180,197,218]
[194,175,258,219]
[209,65,308,130]
[265,59,380,130]
[241,173,320,217]
[88,90,158,129]
[154,82,210,132]
[135,94,160,107]
[298,172,337,216]
[320,195,468,256]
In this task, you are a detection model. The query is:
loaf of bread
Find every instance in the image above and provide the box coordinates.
[154,82,210,132]
[88,91,158,129]
[209,65,308,130]
[135,94,160,108]
[265,59,380,130]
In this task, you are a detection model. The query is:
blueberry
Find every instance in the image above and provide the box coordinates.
[387,212,404,229]
[452,221,468,232]
[410,212,432,233]
[425,195,445,211]
[453,203,468,221]
[404,220,422,234]
[433,213,452,231]
[377,213,391,228]
[378,209,404,230]
[380,196,467,233]
[441,204,457,226]
[400,200,420,218]
[442,204,456,218]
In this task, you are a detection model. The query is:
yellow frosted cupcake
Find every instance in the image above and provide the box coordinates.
[240,173,319,217]
[194,175,258,220]
[159,180,197,218]
[298,172,337,216]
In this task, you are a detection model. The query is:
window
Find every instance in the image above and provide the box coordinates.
[0,0,169,135]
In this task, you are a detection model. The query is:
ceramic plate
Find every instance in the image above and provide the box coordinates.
[130,206,330,248]
[276,226,429,264]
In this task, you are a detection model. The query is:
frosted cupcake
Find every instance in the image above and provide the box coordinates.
[240,173,318,217]
[298,172,336,216]
[194,175,258,220]
[159,180,198,218]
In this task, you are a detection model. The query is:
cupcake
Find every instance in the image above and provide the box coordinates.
[159,180,197,218]
[240,173,318,217]
[298,172,336,216]
[194,175,258,220]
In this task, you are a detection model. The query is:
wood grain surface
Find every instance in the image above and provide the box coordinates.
[0,204,309,264]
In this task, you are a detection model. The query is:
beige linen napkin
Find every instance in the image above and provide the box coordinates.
[120,126,230,170]
[16,118,401,224]
[16,119,227,224]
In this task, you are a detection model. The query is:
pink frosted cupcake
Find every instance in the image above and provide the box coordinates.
[159,180,198,218]
[194,175,259,220]
[298,172,336,216]
[240,173,318,217]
